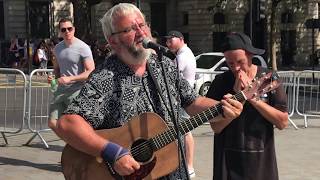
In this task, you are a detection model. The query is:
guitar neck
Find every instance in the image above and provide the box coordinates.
[150,91,246,151]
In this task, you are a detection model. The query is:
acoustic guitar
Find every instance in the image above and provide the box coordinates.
[61,72,280,180]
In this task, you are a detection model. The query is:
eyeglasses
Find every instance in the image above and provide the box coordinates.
[60,27,73,33]
[111,22,149,35]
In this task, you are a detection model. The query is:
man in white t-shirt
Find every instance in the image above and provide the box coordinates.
[166,30,197,178]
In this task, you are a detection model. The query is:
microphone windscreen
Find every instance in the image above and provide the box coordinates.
[142,38,151,49]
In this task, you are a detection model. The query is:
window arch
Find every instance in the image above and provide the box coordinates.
[280,10,296,66]
[212,12,226,51]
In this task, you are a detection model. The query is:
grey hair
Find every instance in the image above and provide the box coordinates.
[100,3,145,41]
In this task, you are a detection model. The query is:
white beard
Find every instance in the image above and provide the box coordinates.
[121,43,152,65]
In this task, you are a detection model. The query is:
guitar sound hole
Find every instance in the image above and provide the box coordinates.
[131,138,153,163]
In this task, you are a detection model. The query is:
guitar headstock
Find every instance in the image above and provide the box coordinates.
[242,72,281,100]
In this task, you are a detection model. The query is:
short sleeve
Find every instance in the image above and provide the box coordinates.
[81,44,93,61]
[179,77,197,108]
[64,72,111,129]
[206,71,235,100]
[269,72,288,112]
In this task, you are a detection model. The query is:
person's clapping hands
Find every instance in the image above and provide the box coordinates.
[233,70,252,92]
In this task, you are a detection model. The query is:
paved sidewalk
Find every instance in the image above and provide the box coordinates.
[0,117,319,180]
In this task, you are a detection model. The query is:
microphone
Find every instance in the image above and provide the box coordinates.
[142,38,171,54]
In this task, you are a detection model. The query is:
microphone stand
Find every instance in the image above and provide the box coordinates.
[155,50,190,180]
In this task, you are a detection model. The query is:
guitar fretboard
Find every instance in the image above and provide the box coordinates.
[149,91,246,151]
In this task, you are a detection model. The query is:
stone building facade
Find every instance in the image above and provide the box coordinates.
[1,0,320,67]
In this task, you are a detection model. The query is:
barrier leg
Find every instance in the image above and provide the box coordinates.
[1,132,8,145]
[304,115,308,128]
[25,131,50,149]
[288,117,299,130]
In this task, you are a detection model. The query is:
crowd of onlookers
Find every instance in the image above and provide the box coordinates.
[0,35,111,73]
[0,35,58,71]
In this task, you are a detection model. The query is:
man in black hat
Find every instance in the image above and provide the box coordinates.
[206,32,288,180]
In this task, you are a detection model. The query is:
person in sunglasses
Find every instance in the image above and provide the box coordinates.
[54,3,243,180]
[47,18,95,134]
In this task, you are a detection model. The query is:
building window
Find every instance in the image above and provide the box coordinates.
[182,32,189,44]
[318,3,320,18]
[0,1,4,39]
[29,1,50,38]
[212,32,226,52]
[213,12,225,24]
[212,12,226,52]
[280,10,296,66]
[281,30,297,66]
[183,12,188,25]
[281,10,293,23]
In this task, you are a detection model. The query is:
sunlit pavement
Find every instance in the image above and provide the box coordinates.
[0,117,319,180]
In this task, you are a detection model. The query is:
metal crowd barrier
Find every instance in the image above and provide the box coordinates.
[1,69,318,148]
[195,70,299,129]
[0,68,27,145]
[25,69,54,148]
[295,70,320,128]
[277,71,299,129]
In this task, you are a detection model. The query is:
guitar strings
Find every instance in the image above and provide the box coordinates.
[128,110,213,158]
[129,93,244,158]
[128,106,220,158]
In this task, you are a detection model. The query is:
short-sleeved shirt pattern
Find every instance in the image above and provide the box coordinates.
[54,38,93,91]
[206,67,287,180]
[64,53,197,179]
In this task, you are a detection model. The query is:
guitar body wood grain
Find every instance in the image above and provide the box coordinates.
[61,112,179,180]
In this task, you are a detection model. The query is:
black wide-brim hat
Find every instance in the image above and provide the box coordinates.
[221,32,265,55]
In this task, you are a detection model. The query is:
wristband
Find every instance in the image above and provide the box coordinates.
[101,142,130,165]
